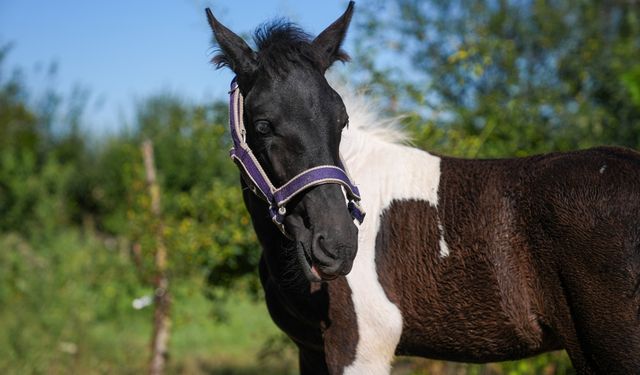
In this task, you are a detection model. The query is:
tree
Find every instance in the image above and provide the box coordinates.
[351,0,640,157]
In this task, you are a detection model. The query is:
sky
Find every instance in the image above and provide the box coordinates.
[0,0,353,134]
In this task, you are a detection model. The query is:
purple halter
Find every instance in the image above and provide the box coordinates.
[228,78,365,236]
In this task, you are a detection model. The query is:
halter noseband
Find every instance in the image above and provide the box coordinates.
[227,78,365,236]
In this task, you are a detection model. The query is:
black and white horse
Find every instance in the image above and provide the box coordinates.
[206,3,640,374]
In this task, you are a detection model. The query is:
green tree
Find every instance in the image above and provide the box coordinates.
[351,0,640,157]
[0,46,77,235]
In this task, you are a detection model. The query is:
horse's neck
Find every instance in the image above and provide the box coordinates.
[341,127,441,207]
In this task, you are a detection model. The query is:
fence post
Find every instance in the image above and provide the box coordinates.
[142,139,171,375]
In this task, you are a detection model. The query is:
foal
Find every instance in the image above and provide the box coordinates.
[206,3,640,374]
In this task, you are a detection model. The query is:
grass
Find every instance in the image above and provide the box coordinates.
[1,280,296,375]
[0,230,297,375]
[168,284,297,375]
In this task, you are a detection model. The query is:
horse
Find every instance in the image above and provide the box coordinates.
[205,2,640,374]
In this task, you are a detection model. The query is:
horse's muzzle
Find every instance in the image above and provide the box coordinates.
[287,184,359,282]
[309,232,355,278]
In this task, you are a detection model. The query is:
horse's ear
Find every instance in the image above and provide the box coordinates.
[312,1,355,73]
[206,8,257,79]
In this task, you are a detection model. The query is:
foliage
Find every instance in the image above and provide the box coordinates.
[351,0,640,158]
[124,94,259,294]
[0,229,148,374]
[0,47,263,373]
[0,229,291,374]
[0,45,259,292]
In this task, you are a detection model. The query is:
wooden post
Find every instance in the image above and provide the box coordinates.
[142,140,171,375]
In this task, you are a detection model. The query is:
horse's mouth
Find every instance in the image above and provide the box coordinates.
[296,240,322,282]
[296,239,339,282]
[287,213,343,283]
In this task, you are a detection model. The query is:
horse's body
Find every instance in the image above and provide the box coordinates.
[254,93,640,374]
[206,3,640,373]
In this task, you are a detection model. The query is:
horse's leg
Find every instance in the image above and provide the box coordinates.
[554,248,640,374]
[567,281,640,373]
[549,293,597,375]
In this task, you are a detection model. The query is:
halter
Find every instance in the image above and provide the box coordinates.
[227,78,365,236]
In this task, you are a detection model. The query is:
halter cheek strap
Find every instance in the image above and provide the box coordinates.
[228,78,365,236]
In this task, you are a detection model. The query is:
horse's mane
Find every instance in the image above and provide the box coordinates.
[333,81,411,162]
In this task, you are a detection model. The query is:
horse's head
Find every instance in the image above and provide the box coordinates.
[206,2,359,282]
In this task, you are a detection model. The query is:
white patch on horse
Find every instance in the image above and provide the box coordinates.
[336,84,442,374]
[438,221,450,258]
[600,164,607,174]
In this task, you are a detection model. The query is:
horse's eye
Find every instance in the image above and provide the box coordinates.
[255,120,272,136]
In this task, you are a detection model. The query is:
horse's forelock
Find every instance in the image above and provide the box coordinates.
[253,20,335,76]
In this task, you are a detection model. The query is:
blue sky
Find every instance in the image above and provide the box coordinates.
[0,1,353,134]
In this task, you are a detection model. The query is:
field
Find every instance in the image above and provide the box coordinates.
[0,229,296,375]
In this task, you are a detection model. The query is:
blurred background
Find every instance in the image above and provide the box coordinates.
[1,0,639,374]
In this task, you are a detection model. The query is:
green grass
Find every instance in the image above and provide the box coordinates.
[168,284,297,375]
[0,230,297,375]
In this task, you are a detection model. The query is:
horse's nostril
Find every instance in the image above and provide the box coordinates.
[316,234,337,259]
